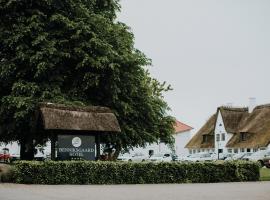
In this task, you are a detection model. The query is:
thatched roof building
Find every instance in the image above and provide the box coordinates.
[185,114,216,149]
[37,103,121,132]
[185,104,270,149]
[226,104,270,148]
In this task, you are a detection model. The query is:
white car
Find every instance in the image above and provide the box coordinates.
[182,153,214,162]
[131,153,148,162]
[217,153,235,160]
[147,153,173,162]
[117,153,148,162]
[225,152,252,161]
[117,153,133,162]
[243,150,270,165]
[175,155,192,162]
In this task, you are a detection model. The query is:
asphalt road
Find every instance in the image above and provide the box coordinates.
[0,182,269,200]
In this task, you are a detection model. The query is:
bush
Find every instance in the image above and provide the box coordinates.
[11,161,260,184]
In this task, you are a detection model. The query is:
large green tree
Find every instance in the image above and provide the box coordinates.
[0,0,175,159]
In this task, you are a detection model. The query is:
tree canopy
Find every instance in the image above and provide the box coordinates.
[0,0,175,158]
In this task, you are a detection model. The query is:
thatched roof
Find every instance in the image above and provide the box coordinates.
[226,104,270,148]
[218,107,248,134]
[186,104,270,149]
[38,103,121,132]
[185,114,216,148]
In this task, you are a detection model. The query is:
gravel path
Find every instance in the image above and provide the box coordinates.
[0,182,269,200]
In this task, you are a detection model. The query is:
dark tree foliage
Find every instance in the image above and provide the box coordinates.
[0,0,175,159]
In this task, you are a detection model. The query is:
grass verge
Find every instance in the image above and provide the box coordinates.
[260,167,270,181]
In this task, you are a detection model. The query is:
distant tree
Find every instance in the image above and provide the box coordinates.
[0,0,175,160]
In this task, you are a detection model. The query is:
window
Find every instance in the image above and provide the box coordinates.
[219,123,222,127]
[149,150,154,156]
[266,151,270,156]
[241,148,245,152]
[228,149,232,153]
[253,148,258,152]
[221,133,225,141]
[201,149,205,152]
[189,150,192,154]
[234,149,238,153]
[197,149,201,153]
[216,134,220,142]
[247,148,251,152]
[203,135,208,143]
[240,132,248,141]
[193,149,196,154]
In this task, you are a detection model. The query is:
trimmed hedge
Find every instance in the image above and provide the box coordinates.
[11,161,260,184]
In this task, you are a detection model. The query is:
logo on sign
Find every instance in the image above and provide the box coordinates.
[72,137,82,147]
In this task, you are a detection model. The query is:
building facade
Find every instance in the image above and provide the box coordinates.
[186,104,270,155]
[131,120,193,156]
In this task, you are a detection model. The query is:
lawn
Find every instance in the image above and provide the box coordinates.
[260,167,270,181]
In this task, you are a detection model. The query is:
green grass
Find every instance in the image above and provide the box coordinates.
[260,167,270,181]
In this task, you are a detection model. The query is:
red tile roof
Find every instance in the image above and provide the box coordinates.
[174,120,193,134]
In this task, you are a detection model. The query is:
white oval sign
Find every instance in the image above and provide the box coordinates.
[72,137,82,147]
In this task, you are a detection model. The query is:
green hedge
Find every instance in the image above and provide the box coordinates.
[11,161,260,184]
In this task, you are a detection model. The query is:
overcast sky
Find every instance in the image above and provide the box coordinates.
[117,0,270,133]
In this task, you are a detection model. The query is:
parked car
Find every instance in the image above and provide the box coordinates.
[131,153,148,162]
[117,153,133,162]
[243,150,270,166]
[117,153,148,162]
[218,153,235,160]
[225,152,252,161]
[0,149,11,163]
[182,152,214,162]
[147,153,173,162]
[10,153,20,162]
[175,154,190,162]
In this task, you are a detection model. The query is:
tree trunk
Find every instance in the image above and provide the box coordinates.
[19,138,34,160]
[112,144,121,160]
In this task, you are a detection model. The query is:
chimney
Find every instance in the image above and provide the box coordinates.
[248,97,256,113]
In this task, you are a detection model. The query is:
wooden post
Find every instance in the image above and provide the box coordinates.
[96,134,100,160]
[51,134,56,161]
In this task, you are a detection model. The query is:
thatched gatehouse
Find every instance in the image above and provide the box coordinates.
[35,103,121,160]
[185,104,270,155]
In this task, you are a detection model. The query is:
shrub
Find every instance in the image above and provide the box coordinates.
[11,161,260,184]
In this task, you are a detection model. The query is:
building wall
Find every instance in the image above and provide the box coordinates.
[0,142,20,155]
[130,130,192,156]
[214,111,233,154]
[174,131,191,156]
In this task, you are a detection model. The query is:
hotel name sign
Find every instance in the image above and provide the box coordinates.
[57,135,95,160]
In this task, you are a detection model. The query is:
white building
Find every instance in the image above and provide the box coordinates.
[130,120,193,156]
[0,142,20,156]
[1,120,193,158]
[186,104,270,154]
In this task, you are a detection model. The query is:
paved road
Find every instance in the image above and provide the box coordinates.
[0,182,269,200]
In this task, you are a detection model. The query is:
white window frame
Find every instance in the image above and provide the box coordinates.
[216,134,220,142]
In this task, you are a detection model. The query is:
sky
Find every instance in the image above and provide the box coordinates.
[117,0,270,133]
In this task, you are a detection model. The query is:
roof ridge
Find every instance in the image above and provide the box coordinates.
[219,106,248,112]
[254,104,270,110]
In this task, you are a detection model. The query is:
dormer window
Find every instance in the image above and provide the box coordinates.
[203,135,208,143]
[240,132,248,141]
